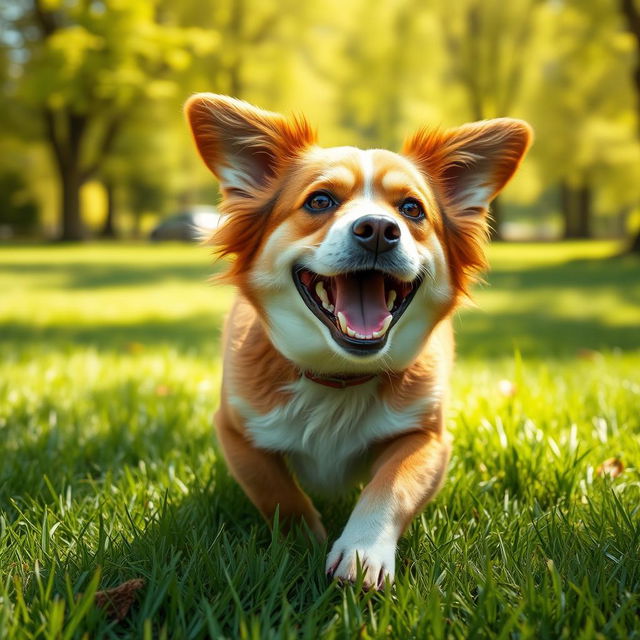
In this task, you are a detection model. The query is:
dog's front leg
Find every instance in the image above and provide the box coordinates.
[216,405,326,541]
[326,429,450,589]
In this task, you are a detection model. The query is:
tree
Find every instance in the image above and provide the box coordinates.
[101,100,198,238]
[436,0,543,239]
[6,0,212,240]
[0,171,38,236]
[618,0,640,252]
[529,0,639,240]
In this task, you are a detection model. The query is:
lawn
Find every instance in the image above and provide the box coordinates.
[0,241,639,639]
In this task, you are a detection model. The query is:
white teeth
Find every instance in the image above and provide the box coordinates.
[386,290,397,311]
[372,315,392,339]
[315,281,329,305]
[316,281,334,314]
[336,313,393,340]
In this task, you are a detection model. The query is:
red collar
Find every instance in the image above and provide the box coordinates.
[303,371,377,389]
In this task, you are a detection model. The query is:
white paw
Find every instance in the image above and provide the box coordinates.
[326,535,396,589]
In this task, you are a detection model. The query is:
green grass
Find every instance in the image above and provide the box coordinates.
[0,241,639,639]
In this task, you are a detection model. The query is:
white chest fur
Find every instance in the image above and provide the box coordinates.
[229,377,435,492]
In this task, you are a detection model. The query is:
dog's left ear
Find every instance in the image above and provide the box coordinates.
[185,93,316,197]
[403,118,532,289]
[403,118,532,221]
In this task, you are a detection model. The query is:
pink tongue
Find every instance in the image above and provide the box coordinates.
[333,272,391,335]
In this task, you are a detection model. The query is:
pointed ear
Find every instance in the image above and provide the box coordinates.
[403,119,532,293]
[403,118,533,220]
[184,93,316,197]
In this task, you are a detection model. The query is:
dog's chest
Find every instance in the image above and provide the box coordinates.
[230,378,430,492]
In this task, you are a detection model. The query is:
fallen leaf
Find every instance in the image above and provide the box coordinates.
[596,457,624,479]
[577,348,600,361]
[125,342,144,355]
[93,578,145,621]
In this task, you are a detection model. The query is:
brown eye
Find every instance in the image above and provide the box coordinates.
[399,198,424,220]
[304,191,337,213]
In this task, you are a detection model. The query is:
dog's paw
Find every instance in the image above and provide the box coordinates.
[325,536,396,590]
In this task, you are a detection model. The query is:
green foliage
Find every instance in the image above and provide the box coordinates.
[526,0,640,210]
[0,242,639,637]
[20,0,213,111]
[2,0,640,238]
[0,0,218,238]
[0,171,38,233]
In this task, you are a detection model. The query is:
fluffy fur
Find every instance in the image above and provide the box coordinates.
[185,93,532,589]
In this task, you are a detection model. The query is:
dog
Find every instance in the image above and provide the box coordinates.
[185,94,532,589]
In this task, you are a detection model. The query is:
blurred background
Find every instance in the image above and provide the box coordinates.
[1,0,639,247]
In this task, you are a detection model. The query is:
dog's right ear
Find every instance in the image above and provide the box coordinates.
[184,94,316,197]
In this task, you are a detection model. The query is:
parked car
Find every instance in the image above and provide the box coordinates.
[149,206,222,242]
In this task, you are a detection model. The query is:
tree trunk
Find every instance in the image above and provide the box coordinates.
[100,180,118,238]
[43,108,87,241]
[227,0,245,97]
[560,181,576,239]
[578,182,593,238]
[575,183,593,238]
[561,180,593,239]
[489,195,504,241]
[618,0,640,252]
[59,166,84,241]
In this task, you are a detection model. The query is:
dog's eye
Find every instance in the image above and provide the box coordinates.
[304,191,337,213]
[398,198,424,220]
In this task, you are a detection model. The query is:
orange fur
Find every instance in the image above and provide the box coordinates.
[222,296,297,414]
[185,94,532,588]
[367,429,451,534]
[403,119,533,295]
[379,319,454,415]
[185,94,316,288]
[215,396,326,540]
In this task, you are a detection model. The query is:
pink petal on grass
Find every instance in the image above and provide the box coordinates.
[497,379,517,397]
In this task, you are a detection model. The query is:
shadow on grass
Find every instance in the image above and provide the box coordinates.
[0,375,354,535]
[0,313,224,356]
[69,480,338,638]
[455,309,640,358]
[0,375,351,636]
[456,254,640,358]
[488,254,640,303]
[6,261,216,289]
[0,382,213,505]
[2,253,638,359]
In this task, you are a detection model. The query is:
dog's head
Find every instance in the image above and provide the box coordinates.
[186,94,532,374]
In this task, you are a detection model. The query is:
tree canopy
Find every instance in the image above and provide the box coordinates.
[1,0,638,242]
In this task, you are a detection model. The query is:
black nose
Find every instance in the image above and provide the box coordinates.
[351,215,401,253]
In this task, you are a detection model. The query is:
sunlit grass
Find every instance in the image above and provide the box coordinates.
[1,241,639,638]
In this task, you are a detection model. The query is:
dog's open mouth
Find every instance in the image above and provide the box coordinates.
[293,267,422,354]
